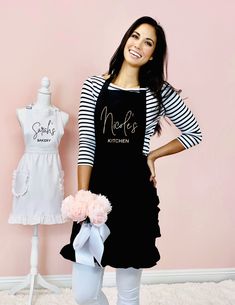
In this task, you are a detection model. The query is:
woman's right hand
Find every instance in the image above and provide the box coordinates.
[147,152,157,188]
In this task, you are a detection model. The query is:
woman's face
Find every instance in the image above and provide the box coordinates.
[123,23,157,68]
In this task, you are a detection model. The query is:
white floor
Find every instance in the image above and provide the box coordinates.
[0,280,235,305]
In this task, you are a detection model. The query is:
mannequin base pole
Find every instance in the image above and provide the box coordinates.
[9,273,60,305]
[9,225,60,304]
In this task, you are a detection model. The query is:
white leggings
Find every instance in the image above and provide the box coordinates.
[72,263,143,305]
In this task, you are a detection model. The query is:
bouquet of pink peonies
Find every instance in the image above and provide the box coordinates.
[61,190,112,226]
[62,190,112,266]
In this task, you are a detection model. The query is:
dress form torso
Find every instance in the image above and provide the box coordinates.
[17,77,69,128]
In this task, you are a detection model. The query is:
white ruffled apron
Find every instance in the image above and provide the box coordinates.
[9,105,65,225]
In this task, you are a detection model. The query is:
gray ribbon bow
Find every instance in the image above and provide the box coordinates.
[73,222,110,267]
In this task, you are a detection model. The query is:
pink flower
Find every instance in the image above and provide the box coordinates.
[69,202,87,223]
[61,190,112,225]
[74,189,96,205]
[87,194,112,226]
[61,195,75,221]
[61,193,87,223]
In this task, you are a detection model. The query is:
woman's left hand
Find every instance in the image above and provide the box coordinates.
[147,152,157,188]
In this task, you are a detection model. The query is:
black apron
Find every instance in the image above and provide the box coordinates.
[60,79,161,268]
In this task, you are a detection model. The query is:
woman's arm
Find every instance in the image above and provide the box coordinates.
[147,139,185,187]
[77,77,97,190]
[147,83,202,186]
[162,83,203,149]
[77,165,93,191]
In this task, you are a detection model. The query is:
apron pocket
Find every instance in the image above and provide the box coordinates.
[12,170,29,197]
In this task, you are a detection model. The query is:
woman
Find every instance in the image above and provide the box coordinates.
[60,16,202,305]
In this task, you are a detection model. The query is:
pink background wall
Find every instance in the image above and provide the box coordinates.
[0,0,234,277]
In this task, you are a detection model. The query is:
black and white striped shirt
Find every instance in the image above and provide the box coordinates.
[78,76,202,166]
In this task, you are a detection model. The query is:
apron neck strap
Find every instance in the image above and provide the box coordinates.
[98,77,112,101]
[103,77,112,90]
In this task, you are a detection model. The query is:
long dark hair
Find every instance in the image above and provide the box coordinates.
[108,16,168,134]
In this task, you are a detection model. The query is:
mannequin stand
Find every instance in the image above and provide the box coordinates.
[9,225,60,305]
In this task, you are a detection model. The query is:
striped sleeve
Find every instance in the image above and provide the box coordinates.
[162,83,202,149]
[77,78,96,166]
